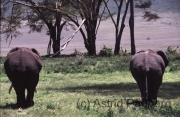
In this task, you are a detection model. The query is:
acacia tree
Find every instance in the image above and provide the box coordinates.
[103,0,130,55]
[3,0,106,56]
[69,0,104,55]
[2,0,75,55]
[1,0,22,44]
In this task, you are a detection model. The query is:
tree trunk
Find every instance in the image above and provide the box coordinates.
[46,14,65,56]
[129,0,136,55]
[47,36,52,55]
[114,24,125,55]
[87,28,96,56]
[48,25,60,55]
[114,1,129,55]
[55,13,61,55]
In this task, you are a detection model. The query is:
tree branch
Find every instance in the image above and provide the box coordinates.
[96,0,108,35]
[50,19,86,57]
[103,0,116,27]
[9,0,63,13]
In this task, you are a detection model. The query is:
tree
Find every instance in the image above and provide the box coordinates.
[2,0,74,55]
[2,0,106,56]
[103,0,130,55]
[1,0,22,45]
[69,0,104,56]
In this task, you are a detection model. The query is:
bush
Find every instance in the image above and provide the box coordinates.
[165,46,180,71]
[166,46,179,55]
[98,45,113,57]
[75,54,85,65]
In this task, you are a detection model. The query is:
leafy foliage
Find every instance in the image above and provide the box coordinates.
[165,46,180,71]
[98,45,113,57]
[0,1,23,41]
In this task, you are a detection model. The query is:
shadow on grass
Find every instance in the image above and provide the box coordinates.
[159,82,180,99]
[47,82,139,97]
[0,103,36,110]
[47,82,180,99]
[0,103,17,109]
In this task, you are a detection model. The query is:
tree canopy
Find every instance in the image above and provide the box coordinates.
[1,0,159,56]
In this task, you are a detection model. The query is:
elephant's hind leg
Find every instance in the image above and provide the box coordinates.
[26,87,35,107]
[13,83,26,108]
[147,73,162,102]
[131,69,148,102]
[25,74,39,108]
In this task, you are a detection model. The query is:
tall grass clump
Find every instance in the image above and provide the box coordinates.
[165,46,180,71]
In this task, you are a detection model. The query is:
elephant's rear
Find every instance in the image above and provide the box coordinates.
[4,47,42,108]
[130,50,169,102]
[4,48,42,74]
[4,47,42,88]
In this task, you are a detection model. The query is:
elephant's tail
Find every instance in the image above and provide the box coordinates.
[8,83,37,94]
[145,71,148,102]
[9,83,13,94]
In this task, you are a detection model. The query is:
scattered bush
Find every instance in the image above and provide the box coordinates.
[166,46,180,71]
[46,103,56,109]
[41,55,131,74]
[75,54,85,65]
[98,45,113,57]
[166,46,179,54]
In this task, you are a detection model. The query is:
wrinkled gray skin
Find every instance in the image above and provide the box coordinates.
[4,47,42,108]
[130,50,169,102]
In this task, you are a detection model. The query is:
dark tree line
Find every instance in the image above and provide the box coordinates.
[2,0,156,56]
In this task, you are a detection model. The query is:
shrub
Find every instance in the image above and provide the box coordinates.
[75,54,85,65]
[165,46,180,71]
[46,103,56,109]
[98,45,113,57]
[166,46,179,54]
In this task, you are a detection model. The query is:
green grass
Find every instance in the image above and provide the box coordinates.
[0,53,180,117]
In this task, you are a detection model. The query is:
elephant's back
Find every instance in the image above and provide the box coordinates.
[130,52,146,69]
[4,48,41,74]
[130,50,165,73]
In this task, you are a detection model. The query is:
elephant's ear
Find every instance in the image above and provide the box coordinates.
[7,47,20,56]
[9,47,19,53]
[136,50,145,54]
[31,48,41,58]
[156,51,169,67]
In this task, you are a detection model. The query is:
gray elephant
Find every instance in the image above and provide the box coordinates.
[130,49,169,102]
[4,47,42,109]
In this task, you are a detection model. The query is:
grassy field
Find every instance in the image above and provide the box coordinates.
[0,50,180,117]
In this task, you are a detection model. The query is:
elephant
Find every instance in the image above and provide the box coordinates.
[4,47,42,109]
[130,49,169,103]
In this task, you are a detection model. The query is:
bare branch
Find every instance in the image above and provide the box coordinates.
[96,0,109,35]
[103,0,116,27]
[50,19,86,57]
[1,0,10,9]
